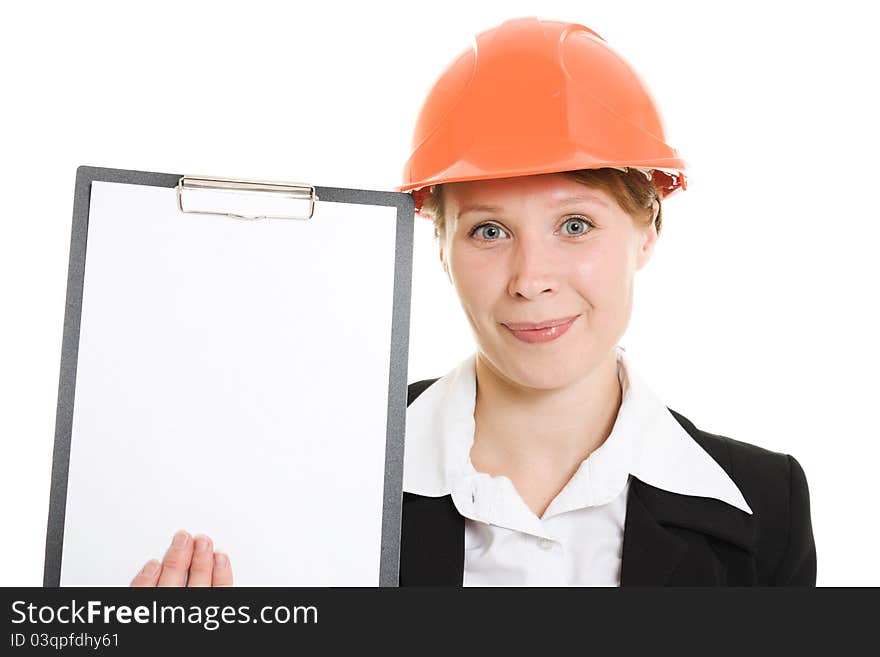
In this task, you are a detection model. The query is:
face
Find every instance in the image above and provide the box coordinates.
[439,172,659,391]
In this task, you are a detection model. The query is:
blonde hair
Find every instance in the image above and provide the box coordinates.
[419,167,663,243]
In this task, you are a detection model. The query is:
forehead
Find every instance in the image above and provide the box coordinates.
[444,173,613,217]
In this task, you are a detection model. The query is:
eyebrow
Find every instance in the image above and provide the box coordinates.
[457,194,608,218]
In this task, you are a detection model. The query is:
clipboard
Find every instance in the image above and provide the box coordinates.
[45,166,414,587]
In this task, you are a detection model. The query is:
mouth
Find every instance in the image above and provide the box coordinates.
[501,315,580,344]
[501,315,580,331]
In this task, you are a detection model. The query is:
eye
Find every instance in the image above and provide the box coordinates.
[468,222,509,241]
[560,216,595,237]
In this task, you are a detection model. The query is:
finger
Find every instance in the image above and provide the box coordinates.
[212,551,234,587]
[186,534,215,587]
[130,559,161,587]
[157,530,194,587]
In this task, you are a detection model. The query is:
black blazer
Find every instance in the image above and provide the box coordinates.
[399,378,817,586]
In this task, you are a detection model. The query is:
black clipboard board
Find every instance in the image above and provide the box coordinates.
[45,166,414,586]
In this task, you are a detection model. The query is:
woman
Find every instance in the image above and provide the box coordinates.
[131,17,816,587]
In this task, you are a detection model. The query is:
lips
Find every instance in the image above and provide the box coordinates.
[502,315,580,331]
[502,315,579,344]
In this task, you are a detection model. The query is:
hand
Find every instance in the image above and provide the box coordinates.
[130,530,233,587]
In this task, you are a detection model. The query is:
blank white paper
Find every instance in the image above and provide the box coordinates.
[61,181,398,586]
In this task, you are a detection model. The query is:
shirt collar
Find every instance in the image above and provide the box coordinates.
[403,346,753,517]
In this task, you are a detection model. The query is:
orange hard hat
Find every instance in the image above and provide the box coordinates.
[398,16,687,214]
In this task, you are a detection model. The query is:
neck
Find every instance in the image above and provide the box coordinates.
[470,349,623,481]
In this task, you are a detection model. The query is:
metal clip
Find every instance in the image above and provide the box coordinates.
[177,175,317,220]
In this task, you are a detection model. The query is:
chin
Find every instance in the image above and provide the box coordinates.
[480,326,614,392]
[492,352,585,392]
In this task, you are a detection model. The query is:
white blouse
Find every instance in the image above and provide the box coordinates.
[403,345,753,586]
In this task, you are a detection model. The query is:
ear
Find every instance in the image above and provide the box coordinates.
[635,200,660,271]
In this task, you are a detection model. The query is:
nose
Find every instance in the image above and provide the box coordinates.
[506,236,559,300]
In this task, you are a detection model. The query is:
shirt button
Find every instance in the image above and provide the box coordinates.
[538,538,554,550]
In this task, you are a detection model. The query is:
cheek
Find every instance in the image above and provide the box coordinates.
[570,245,631,301]
[450,249,501,314]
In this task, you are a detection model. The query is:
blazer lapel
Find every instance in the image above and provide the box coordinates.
[399,492,465,586]
[620,476,758,586]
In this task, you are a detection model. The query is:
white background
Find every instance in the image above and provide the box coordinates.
[2,0,877,586]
